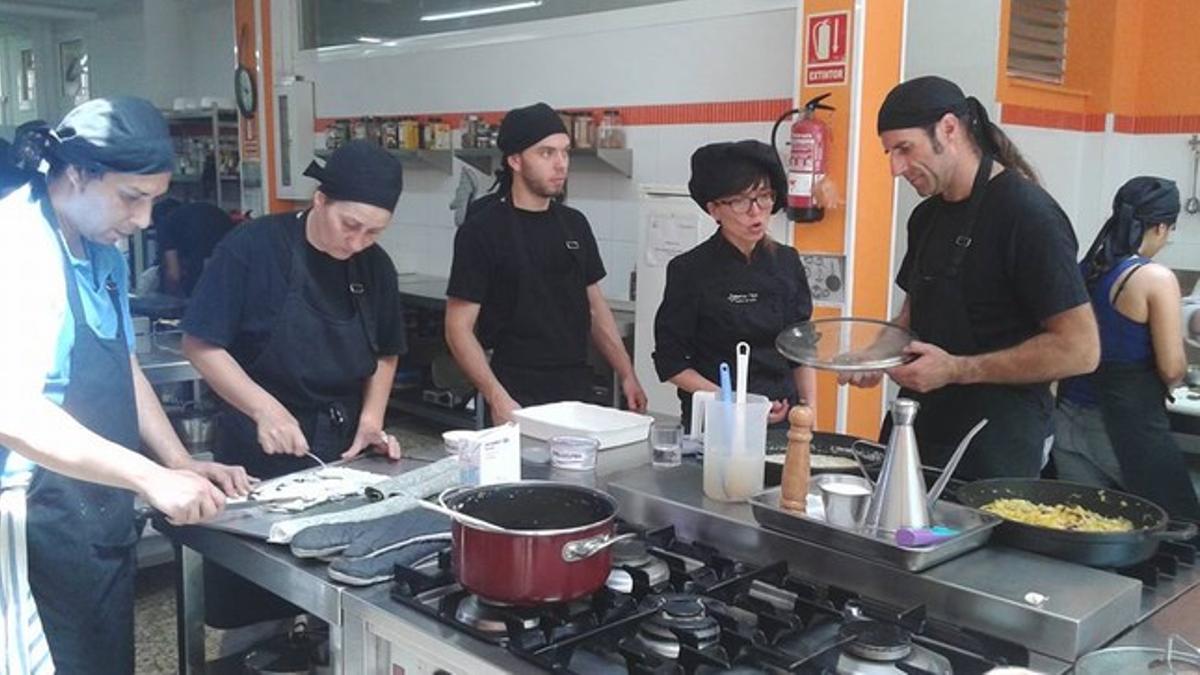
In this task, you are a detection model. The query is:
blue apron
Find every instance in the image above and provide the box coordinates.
[26,197,141,675]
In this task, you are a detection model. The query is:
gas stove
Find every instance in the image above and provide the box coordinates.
[389,523,1030,674]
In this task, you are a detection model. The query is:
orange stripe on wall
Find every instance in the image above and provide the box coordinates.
[314,99,794,132]
[260,0,290,214]
[1113,114,1200,134]
[1001,104,1106,132]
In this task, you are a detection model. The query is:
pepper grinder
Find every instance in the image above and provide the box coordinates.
[781,403,814,512]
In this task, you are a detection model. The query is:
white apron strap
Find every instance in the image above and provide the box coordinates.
[1,472,55,675]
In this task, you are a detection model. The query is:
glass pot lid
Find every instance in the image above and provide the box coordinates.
[775,317,917,372]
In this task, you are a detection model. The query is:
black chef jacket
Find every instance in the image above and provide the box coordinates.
[653,232,812,423]
[447,198,605,369]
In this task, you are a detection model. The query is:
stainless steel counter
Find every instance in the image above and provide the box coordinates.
[164,437,1187,673]
[137,336,200,385]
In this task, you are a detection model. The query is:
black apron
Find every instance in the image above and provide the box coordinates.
[26,198,141,675]
[1094,361,1200,519]
[678,253,798,432]
[490,201,593,408]
[207,211,379,628]
[885,155,1051,479]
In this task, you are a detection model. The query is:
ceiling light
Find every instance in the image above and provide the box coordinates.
[420,1,543,22]
[357,36,384,44]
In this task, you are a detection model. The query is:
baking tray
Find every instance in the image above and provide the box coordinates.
[512,401,653,449]
[749,486,1001,571]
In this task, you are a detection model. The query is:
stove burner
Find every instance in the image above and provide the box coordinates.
[636,594,721,659]
[840,621,913,662]
[454,595,540,635]
[606,539,671,594]
[612,538,651,565]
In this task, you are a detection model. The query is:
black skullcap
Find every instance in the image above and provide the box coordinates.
[54,97,175,174]
[1080,176,1180,286]
[303,140,404,212]
[497,102,568,156]
[877,76,972,134]
[687,140,787,213]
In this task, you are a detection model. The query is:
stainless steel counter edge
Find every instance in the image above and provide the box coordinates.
[602,463,1139,665]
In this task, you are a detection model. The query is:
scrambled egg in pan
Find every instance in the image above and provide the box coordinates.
[981,498,1134,533]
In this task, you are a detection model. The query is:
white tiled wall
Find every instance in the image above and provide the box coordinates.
[1007,125,1200,271]
[377,121,776,301]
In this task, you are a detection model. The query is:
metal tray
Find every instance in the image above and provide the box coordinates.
[749,486,1001,572]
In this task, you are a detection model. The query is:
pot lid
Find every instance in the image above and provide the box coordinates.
[776,318,917,372]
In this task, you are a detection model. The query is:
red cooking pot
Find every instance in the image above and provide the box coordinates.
[441,482,635,605]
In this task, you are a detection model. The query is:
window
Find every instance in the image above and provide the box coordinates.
[19,48,35,110]
[301,0,681,49]
[60,39,90,105]
[1006,0,1068,83]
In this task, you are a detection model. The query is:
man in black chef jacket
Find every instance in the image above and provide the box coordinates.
[846,76,1100,479]
[445,102,647,423]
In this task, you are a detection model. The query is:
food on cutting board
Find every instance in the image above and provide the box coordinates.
[980,498,1133,533]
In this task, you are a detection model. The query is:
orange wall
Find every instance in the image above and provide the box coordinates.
[844,0,904,439]
[998,0,1200,118]
[793,0,904,437]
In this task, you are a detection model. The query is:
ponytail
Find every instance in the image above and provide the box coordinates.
[964,97,1039,185]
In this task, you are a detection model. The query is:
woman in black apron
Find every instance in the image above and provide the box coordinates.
[182,141,407,629]
[0,98,240,675]
[653,140,815,431]
[1055,177,1198,519]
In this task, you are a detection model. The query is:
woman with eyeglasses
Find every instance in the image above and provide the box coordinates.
[652,140,816,429]
[1052,176,1198,518]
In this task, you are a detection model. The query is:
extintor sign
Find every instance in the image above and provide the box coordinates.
[805,11,850,86]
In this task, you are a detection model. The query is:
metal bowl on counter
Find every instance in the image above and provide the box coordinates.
[170,405,216,449]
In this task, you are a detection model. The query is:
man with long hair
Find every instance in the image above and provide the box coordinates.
[846,76,1099,479]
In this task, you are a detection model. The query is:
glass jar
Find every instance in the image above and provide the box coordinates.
[598,109,625,149]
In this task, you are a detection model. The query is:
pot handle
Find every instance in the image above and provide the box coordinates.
[1151,520,1199,542]
[562,532,638,563]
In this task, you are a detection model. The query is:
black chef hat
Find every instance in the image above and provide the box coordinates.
[687,140,787,213]
[877,76,973,134]
[497,102,568,156]
[303,140,403,212]
[48,97,175,175]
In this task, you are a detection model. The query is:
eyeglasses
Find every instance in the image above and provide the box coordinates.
[716,192,775,215]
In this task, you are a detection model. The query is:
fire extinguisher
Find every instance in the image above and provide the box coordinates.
[771,93,835,223]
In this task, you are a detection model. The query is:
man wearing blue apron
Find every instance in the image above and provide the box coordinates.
[847,77,1101,479]
[183,140,408,632]
[445,102,647,424]
[0,98,247,674]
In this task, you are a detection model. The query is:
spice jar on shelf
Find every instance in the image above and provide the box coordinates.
[572,111,594,149]
[597,109,625,149]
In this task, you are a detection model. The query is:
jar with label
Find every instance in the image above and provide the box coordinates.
[381,119,399,149]
[598,109,625,149]
[462,115,478,149]
[404,118,421,150]
[572,112,594,149]
[351,117,368,141]
[434,120,451,149]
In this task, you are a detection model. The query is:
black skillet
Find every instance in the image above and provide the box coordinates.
[955,478,1198,568]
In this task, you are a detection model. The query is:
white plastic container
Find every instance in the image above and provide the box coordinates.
[702,394,770,502]
[511,401,653,449]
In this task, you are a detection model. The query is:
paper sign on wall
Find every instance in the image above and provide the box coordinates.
[805,11,851,87]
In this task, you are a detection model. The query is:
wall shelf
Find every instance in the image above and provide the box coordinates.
[454,147,633,178]
[315,147,453,174]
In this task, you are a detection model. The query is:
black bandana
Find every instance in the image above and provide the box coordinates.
[877,76,972,134]
[303,139,403,211]
[54,97,175,174]
[1081,176,1180,285]
[687,140,787,213]
[497,102,568,156]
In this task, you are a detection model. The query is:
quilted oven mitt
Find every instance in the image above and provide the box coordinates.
[325,509,453,586]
